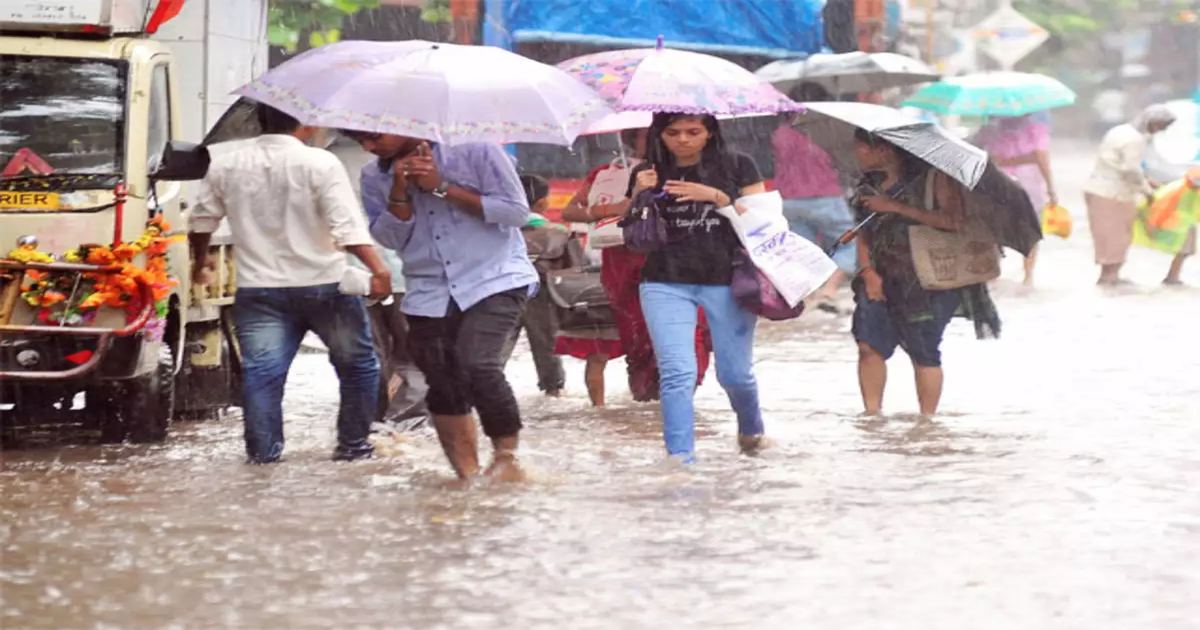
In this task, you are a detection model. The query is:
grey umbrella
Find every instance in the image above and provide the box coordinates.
[796,102,1041,256]
[798,101,988,188]
[757,52,939,96]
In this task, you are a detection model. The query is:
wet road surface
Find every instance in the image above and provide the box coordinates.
[2,142,1198,629]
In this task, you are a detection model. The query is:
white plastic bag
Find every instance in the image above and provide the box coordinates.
[585,159,640,250]
[716,191,838,306]
[338,266,392,306]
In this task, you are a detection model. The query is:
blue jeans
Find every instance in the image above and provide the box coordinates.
[639,282,763,458]
[233,284,379,462]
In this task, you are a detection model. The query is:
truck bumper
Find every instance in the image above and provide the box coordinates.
[0,260,155,382]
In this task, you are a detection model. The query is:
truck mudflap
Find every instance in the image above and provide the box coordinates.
[0,260,155,382]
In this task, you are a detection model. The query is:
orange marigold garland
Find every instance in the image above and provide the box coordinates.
[9,216,183,329]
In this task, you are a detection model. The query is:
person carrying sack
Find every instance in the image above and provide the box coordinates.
[849,129,1001,418]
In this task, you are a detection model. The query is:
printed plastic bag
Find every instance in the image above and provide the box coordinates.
[585,159,640,249]
[716,191,837,307]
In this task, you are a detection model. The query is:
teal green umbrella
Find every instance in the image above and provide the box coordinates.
[901,71,1075,117]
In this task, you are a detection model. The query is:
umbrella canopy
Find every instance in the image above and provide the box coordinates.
[235,40,613,146]
[798,102,987,188]
[557,39,800,116]
[756,52,939,95]
[796,102,1041,255]
[901,71,1076,118]
[581,111,654,135]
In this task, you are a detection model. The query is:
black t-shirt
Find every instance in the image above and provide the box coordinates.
[626,152,762,285]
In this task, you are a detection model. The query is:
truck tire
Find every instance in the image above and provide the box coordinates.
[175,321,238,421]
[97,345,175,443]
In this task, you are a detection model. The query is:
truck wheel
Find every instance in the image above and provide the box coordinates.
[97,345,175,443]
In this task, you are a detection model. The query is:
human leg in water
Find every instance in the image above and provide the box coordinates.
[584,353,609,407]
[694,284,764,453]
[913,364,944,417]
[857,342,887,415]
[1022,243,1039,287]
[639,282,701,460]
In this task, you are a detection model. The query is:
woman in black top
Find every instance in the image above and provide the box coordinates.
[627,112,767,461]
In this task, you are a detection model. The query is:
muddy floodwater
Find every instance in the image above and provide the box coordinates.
[2,143,1198,629]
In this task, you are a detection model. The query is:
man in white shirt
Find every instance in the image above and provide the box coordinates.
[189,105,391,464]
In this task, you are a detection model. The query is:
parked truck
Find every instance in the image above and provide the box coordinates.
[0,0,267,443]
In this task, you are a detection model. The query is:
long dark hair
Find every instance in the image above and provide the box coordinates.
[645,112,739,189]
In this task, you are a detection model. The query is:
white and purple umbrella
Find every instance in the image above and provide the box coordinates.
[235,40,614,146]
[557,38,801,116]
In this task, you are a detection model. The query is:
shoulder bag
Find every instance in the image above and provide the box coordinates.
[730,249,806,321]
[908,171,1002,290]
[545,265,616,331]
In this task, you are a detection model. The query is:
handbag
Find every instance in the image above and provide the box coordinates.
[908,171,1001,290]
[730,249,806,321]
[545,266,616,331]
[618,190,669,253]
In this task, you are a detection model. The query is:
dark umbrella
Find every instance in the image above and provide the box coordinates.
[795,101,1042,256]
[202,97,262,146]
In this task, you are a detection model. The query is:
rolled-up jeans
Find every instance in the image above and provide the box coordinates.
[406,287,529,439]
[639,282,763,458]
[233,283,379,462]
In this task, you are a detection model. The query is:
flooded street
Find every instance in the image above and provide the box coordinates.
[2,142,1198,629]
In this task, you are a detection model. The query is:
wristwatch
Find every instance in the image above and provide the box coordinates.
[431,180,451,199]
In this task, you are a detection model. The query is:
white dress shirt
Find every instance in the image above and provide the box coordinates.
[190,134,374,288]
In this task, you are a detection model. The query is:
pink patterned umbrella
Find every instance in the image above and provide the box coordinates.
[558,38,801,116]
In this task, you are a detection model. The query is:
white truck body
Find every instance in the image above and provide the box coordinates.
[0,0,263,432]
[2,0,268,144]
[148,0,269,146]
[1,0,155,34]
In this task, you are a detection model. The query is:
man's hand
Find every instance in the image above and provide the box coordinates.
[390,158,411,192]
[346,244,393,302]
[192,258,216,286]
[398,142,441,193]
[368,270,392,301]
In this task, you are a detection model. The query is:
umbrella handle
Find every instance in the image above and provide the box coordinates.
[826,212,878,256]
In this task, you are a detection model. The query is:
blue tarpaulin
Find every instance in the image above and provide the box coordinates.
[485,0,824,58]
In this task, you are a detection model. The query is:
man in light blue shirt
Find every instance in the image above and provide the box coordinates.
[342,130,537,482]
